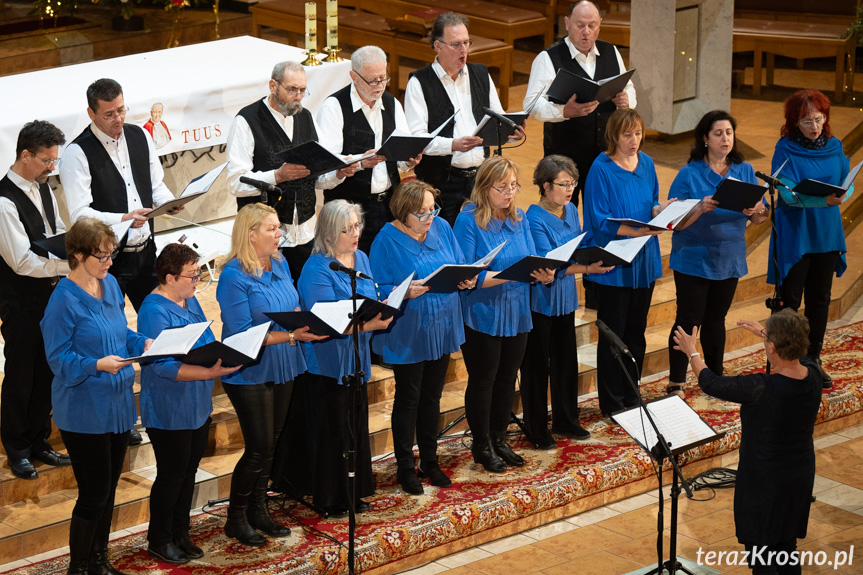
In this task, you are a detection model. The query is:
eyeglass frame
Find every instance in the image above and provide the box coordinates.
[799,116,826,128]
[354,71,392,88]
[276,80,309,98]
[550,180,578,190]
[341,222,365,235]
[30,152,59,167]
[98,106,128,122]
[490,183,521,195]
[438,38,474,50]
[177,270,203,282]
[410,205,441,222]
[89,248,120,263]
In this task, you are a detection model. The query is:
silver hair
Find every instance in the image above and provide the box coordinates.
[151,102,164,112]
[351,45,387,73]
[313,199,365,257]
[271,60,305,82]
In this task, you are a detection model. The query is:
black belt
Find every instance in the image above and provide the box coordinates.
[123,237,152,253]
[372,192,387,203]
[449,166,479,179]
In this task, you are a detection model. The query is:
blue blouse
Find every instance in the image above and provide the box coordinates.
[453,204,534,336]
[297,251,378,383]
[42,274,148,434]
[526,203,581,317]
[369,218,466,364]
[138,294,215,430]
[768,136,848,284]
[669,161,758,280]
[583,152,662,288]
[216,256,307,385]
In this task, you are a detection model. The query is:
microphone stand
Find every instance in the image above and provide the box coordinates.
[341,272,363,575]
[490,116,506,157]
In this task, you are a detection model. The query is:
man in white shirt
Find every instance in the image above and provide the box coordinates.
[524,0,636,208]
[0,121,72,480]
[404,12,521,227]
[226,60,353,280]
[317,45,421,254]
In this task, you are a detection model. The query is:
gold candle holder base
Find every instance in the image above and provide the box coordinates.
[323,46,344,62]
[301,49,322,66]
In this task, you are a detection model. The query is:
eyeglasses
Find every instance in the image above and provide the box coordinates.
[276,80,309,98]
[341,222,364,235]
[178,269,202,282]
[760,329,771,341]
[491,183,521,195]
[439,38,473,50]
[355,72,391,88]
[33,155,59,167]
[89,248,120,263]
[411,205,441,222]
[800,117,826,128]
[99,107,128,121]
[551,180,577,190]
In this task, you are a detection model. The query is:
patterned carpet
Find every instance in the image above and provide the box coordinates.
[9,321,863,575]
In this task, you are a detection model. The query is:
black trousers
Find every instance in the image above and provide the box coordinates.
[391,355,450,470]
[358,198,392,256]
[780,251,840,358]
[61,429,130,548]
[461,326,529,439]
[668,271,739,383]
[0,306,53,461]
[280,240,313,284]
[743,540,801,575]
[112,241,157,312]
[146,418,210,546]
[435,173,476,229]
[596,283,655,415]
[520,311,581,442]
[223,381,292,513]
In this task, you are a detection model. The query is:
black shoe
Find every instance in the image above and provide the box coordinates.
[147,543,189,565]
[527,432,557,450]
[128,428,142,446]
[224,518,266,547]
[417,461,452,487]
[248,510,291,537]
[173,532,204,559]
[490,431,525,467]
[88,550,129,575]
[326,506,350,518]
[356,499,372,513]
[10,458,37,480]
[32,448,71,467]
[554,425,591,441]
[815,358,834,389]
[397,468,424,495]
[471,437,506,473]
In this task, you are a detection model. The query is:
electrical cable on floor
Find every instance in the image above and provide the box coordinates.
[685,467,737,501]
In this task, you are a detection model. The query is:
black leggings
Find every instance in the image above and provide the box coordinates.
[781,251,840,358]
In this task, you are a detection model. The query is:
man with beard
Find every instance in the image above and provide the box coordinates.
[0,120,72,479]
[227,60,355,280]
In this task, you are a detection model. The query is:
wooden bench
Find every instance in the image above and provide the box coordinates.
[249,0,513,108]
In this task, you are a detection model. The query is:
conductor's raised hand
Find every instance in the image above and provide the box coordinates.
[276,162,311,182]
[672,325,699,357]
[293,325,329,342]
[452,136,484,153]
[736,318,765,338]
[563,94,599,118]
[122,208,151,228]
[97,355,133,374]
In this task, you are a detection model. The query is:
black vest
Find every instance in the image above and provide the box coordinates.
[236,100,318,225]
[323,86,401,205]
[72,124,154,234]
[0,176,58,313]
[410,63,491,186]
[542,39,621,160]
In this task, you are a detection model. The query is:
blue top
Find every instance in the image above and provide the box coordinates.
[369,218,466,364]
[216,256,307,385]
[768,136,848,284]
[526,203,581,317]
[42,274,148,434]
[298,251,378,383]
[138,294,215,430]
[583,152,662,288]
[453,204,534,336]
[669,161,758,280]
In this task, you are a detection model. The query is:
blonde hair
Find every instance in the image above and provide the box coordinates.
[313,199,365,257]
[222,203,282,276]
[604,108,645,156]
[468,156,521,230]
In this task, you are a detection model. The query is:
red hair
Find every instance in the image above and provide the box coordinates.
[780,89,832,139]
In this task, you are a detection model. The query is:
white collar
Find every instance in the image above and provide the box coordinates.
[565,36,601,59]
[350,82,384,113]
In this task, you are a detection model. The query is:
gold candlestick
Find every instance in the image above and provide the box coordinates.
[323,0,343,62]
[301,1,321,66]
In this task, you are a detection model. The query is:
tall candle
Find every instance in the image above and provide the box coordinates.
[305,1,317,52]
[327,0,338,48]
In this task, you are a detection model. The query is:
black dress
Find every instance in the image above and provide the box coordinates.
[698,360,822,546]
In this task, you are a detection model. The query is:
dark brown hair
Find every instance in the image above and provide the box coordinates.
[156,243,200,284]
[764,309,810,361]
[66,217,116,270]
[533,155,578,197]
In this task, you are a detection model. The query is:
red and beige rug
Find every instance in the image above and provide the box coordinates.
[9,321,863,575]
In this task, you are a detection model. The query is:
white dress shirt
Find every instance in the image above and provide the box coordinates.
[525,37,637,123]
[60,124,175,247]
[404,59,506,169]
[316,83,413,195]
[0,169,69,278]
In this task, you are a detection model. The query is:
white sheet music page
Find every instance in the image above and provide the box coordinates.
[473,240,508,267]
[128,320,212,360]
[649,198,700,229]
[545,232,586,260]
[182,162,226,197]
[223,321,271,358]
[110,220,135,243]
[387,271,415,309]
[311,300,354,333]
[603,236,651,263]
[613,395,717,453]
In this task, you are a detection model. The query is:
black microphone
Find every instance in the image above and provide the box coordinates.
[596,319,635,361]
[481,106,519,131]
[329,260,374,281]
[755,171,786,190]
[239,176,277,204]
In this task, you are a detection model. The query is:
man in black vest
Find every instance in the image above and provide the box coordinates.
[405,12,521,227]
[317,45,421,254]
[227,60,355,281]
[0,121,72,479]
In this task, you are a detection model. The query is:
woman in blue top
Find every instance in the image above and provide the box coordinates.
[138,244,238,564]
[215,203,324,547]
[522,155,613,450]
[769,89,850,387]
[370,180,471,495]
[295,199,392,516]
[42,218,152,575]
[584,108,671,417]
[454,156,555,473]
[665,111,769,396]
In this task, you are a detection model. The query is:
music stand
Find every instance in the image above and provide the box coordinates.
[613,395,725,575]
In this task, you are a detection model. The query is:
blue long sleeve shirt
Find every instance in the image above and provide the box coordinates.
[526,202,581,317]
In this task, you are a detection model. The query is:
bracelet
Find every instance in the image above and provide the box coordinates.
[688,351,701,361]
[288,331,297,346]
[666,384,684,394]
